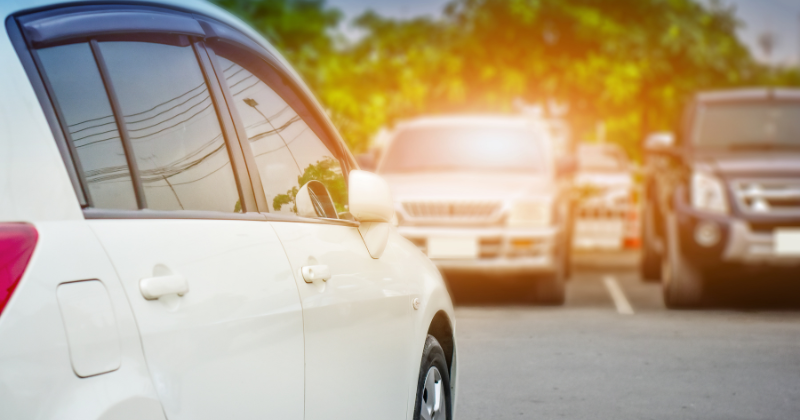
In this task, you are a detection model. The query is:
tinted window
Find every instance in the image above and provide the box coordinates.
[38,43,137,210]
[215,54,347,215]
[380,126,545,174]
[99,41,241,212]
[695,102,800,148]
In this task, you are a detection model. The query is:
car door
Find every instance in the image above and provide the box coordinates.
[26,10,305,420]
[208,41,414,420]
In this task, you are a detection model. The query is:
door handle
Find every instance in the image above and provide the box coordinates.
[301,265,331,283]
[140,275,189,300]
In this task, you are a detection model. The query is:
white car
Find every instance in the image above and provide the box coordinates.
[0,1,455,419]
[376,115,575,304]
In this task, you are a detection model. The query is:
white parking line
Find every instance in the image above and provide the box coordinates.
[603,275,634,315]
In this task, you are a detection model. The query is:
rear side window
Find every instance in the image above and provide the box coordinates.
[98,41,240,212]
[35,38,242,213]
[37,43,137,210]
[214,53,347,216]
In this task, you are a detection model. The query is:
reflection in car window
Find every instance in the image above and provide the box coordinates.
[38,43,137,210]
[380,126,545,174]
[99,41,241,212]
[215,55,347,215]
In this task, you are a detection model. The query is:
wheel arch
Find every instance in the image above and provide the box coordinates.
[427,310,454,374]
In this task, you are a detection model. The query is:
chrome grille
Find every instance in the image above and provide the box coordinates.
[731,179,800,215]
[401,200,503,222]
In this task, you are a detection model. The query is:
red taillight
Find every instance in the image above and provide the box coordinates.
[0,224,38,317]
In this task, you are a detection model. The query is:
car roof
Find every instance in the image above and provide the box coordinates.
[696,88,800,103]
[4,0,279,60]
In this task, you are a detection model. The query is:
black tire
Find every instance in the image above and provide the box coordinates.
[564,217,574,281]
[662,214,704,308]
[414,335,452,420]
[535,237,567,305]
[640,203,662,282]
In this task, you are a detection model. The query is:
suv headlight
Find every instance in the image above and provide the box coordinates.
[691,172,728,214]
[507,200,551,228]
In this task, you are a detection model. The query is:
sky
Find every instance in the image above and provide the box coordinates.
[329,0,800,67]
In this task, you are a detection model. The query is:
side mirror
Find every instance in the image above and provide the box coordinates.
[644,132,675,154]
[349,170,394,258]
[296,181,339,219]
[556,156,577,177]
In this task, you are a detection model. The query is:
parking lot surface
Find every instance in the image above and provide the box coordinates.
[452,251,800,420]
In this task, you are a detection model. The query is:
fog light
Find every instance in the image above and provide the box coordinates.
[694,221,720,247]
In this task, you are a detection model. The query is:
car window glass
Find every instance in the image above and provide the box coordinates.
[37,42,137,210]
[98,40,241,212]
[215,54,347,215]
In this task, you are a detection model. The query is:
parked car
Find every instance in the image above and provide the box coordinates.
[573,143,638,250]
[0,2,456,419]
[376,115,575,304]
[641,88,800,308]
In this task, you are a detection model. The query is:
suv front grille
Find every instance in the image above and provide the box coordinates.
[731,179,800,215]
[401,200,503,223]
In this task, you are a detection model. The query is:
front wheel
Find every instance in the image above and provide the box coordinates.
[414,335,452,420]
[640,203,662,282]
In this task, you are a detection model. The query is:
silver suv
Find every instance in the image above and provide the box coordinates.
[376,115,575,304]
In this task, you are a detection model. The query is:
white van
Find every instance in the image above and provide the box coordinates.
[0,2,455,419]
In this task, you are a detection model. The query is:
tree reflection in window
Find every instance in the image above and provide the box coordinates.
[216,54,348,216]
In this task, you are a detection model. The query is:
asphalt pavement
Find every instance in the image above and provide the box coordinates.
[450,251,800,420]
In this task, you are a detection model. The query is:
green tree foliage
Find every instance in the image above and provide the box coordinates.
[215,0,797,159]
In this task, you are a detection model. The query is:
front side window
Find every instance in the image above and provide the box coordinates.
[99,40,241,212]
[214,53,347,216]
[37,42,137,210]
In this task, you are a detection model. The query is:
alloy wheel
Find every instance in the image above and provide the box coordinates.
[420,366,446,420]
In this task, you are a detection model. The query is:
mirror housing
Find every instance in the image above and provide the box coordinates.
[349,170,394,223]
[349,170,394,258]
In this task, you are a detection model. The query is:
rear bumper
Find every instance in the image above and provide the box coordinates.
[397,225,559,274]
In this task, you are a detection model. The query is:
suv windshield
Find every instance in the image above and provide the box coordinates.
[379,126,545,174]
[695,102,800,148]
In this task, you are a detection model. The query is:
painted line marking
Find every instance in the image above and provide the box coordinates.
[603,275,634,315]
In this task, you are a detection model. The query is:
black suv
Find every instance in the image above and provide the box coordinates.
[641,88,800,308]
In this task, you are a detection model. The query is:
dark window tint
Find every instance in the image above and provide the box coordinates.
[695,102,800,148]
[98,41,241,212]
[215,54,346,215]
[37,43,137,210]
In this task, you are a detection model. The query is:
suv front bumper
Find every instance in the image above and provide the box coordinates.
[397,225,559,275]
[674,194,800,268]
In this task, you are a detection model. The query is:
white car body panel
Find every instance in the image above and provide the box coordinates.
[270,221,414,420]
[0,222,164,420]
[0,1,457,418]
[89,219,305,420]
[0,21,83,223]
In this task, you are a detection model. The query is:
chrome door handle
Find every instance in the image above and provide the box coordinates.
[301,265,331,283]
[140,275,189,300]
